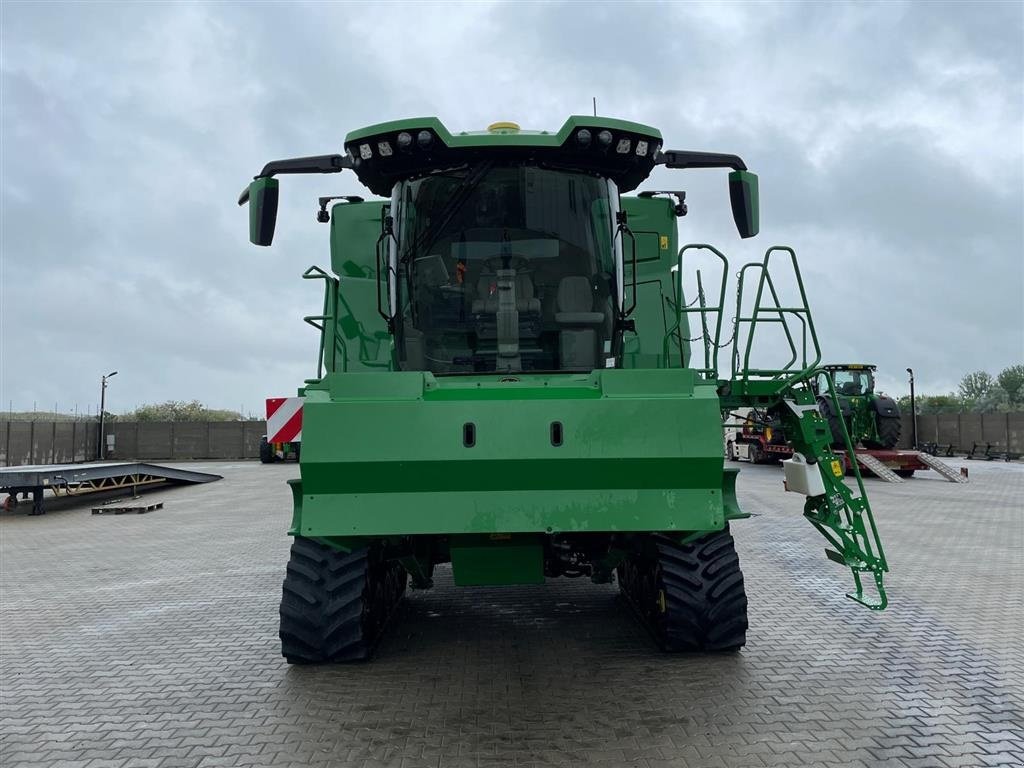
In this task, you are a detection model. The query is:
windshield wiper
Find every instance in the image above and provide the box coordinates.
[406,161,494,263]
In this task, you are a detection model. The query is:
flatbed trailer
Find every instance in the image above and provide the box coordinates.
[729,435,960,483]
[1,462,222,515]
[844,449,927,479]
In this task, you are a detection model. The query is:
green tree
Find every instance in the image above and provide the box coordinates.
[958,371,994,406]
[126,400,242,422]
[918,394,962,414]
[996,364,1024,407]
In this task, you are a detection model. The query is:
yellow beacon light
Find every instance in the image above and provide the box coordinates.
[487,121,521,133]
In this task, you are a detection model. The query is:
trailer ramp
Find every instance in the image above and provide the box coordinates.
[1,462,222,515]
[917,453,968,483]
[855,454,904,483]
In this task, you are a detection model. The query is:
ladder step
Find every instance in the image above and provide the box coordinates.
[855,454,903,483]
[917,453,969,483]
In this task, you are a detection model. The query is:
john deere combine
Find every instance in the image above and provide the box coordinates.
[238,117,889,663]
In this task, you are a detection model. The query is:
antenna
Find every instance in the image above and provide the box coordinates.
[592,97,597,117]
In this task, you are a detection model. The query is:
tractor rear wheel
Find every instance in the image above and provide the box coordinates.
[818,397,848,449]
[869,415,902,450]
[618,529,748,652]
[279,537,407,664]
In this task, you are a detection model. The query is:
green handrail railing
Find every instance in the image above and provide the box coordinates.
[732,246,821,394]
[669,244,730,378]
[302,266,343,377]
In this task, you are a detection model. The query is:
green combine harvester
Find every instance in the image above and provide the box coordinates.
[238,116,889,663]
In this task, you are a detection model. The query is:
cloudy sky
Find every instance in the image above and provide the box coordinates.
[2,0,1022,417]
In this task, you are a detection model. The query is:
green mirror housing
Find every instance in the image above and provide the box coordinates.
[244,177,280,246]
[728,170,759,238]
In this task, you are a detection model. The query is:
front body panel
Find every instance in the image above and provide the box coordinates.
[294,369,725,539]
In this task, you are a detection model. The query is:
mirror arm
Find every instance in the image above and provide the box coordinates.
[238,154,354,206]
[654,149,747,171]
[258,153,352,178]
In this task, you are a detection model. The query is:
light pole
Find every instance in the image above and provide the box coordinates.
[906,367,917,450]
[98,371,118,460]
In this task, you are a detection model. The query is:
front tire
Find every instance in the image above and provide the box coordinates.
[748,442,763,464]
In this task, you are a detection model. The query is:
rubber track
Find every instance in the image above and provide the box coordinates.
[279,538,400,664]
[655,530,748,651]
[620,530,748,652]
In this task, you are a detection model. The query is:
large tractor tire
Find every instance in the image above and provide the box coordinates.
[618,529,748,652]
[866,415,902,450]
[818,397,848,449]
[279,538,407,664]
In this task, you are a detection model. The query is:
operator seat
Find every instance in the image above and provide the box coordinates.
[471,273,542,314]
[555,276,605,370]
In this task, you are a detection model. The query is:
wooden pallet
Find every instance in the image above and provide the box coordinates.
[91,502,163,515]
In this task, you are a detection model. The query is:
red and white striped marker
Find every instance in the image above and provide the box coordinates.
[266,397,303,443]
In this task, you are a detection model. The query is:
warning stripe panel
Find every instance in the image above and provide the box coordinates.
[266,397,303,443]
[266,397,288,419]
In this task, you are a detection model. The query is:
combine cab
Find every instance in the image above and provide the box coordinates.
[238,116,890,663]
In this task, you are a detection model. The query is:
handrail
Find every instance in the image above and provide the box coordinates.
[302,266,343,376]
[672,244,729,378]
[731,246,821,393]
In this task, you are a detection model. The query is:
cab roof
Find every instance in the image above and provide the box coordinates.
[822,364,877,371]
[342,116,664,196]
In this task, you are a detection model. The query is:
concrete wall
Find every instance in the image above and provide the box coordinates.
[0,421,98,466]
[897,412,1023,454]
[3,412,1022,467]
[1,421,266,466]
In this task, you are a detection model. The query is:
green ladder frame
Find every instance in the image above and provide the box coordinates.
[676,244,889,609]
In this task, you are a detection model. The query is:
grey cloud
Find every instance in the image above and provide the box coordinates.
[1,0,1021,416]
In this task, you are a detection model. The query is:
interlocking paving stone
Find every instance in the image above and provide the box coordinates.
[2,459,1022,767]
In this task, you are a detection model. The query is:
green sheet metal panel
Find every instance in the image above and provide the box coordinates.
[330,200,387,278]
[335,279,392,371]
[449,535,544,585]
[621,196,689,368]
[295,369,725,538]
[621,195,678,279]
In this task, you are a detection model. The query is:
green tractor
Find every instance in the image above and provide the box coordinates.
[238,117,889,663]
[815,364,902,449]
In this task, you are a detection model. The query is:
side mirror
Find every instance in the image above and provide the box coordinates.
[728,170,759,239]
[240,177,279,246]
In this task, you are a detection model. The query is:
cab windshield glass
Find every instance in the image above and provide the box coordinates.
[392,164,617,374]
[833,369,873,396]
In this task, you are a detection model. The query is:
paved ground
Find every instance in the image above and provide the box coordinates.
[1,457,1022,768]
